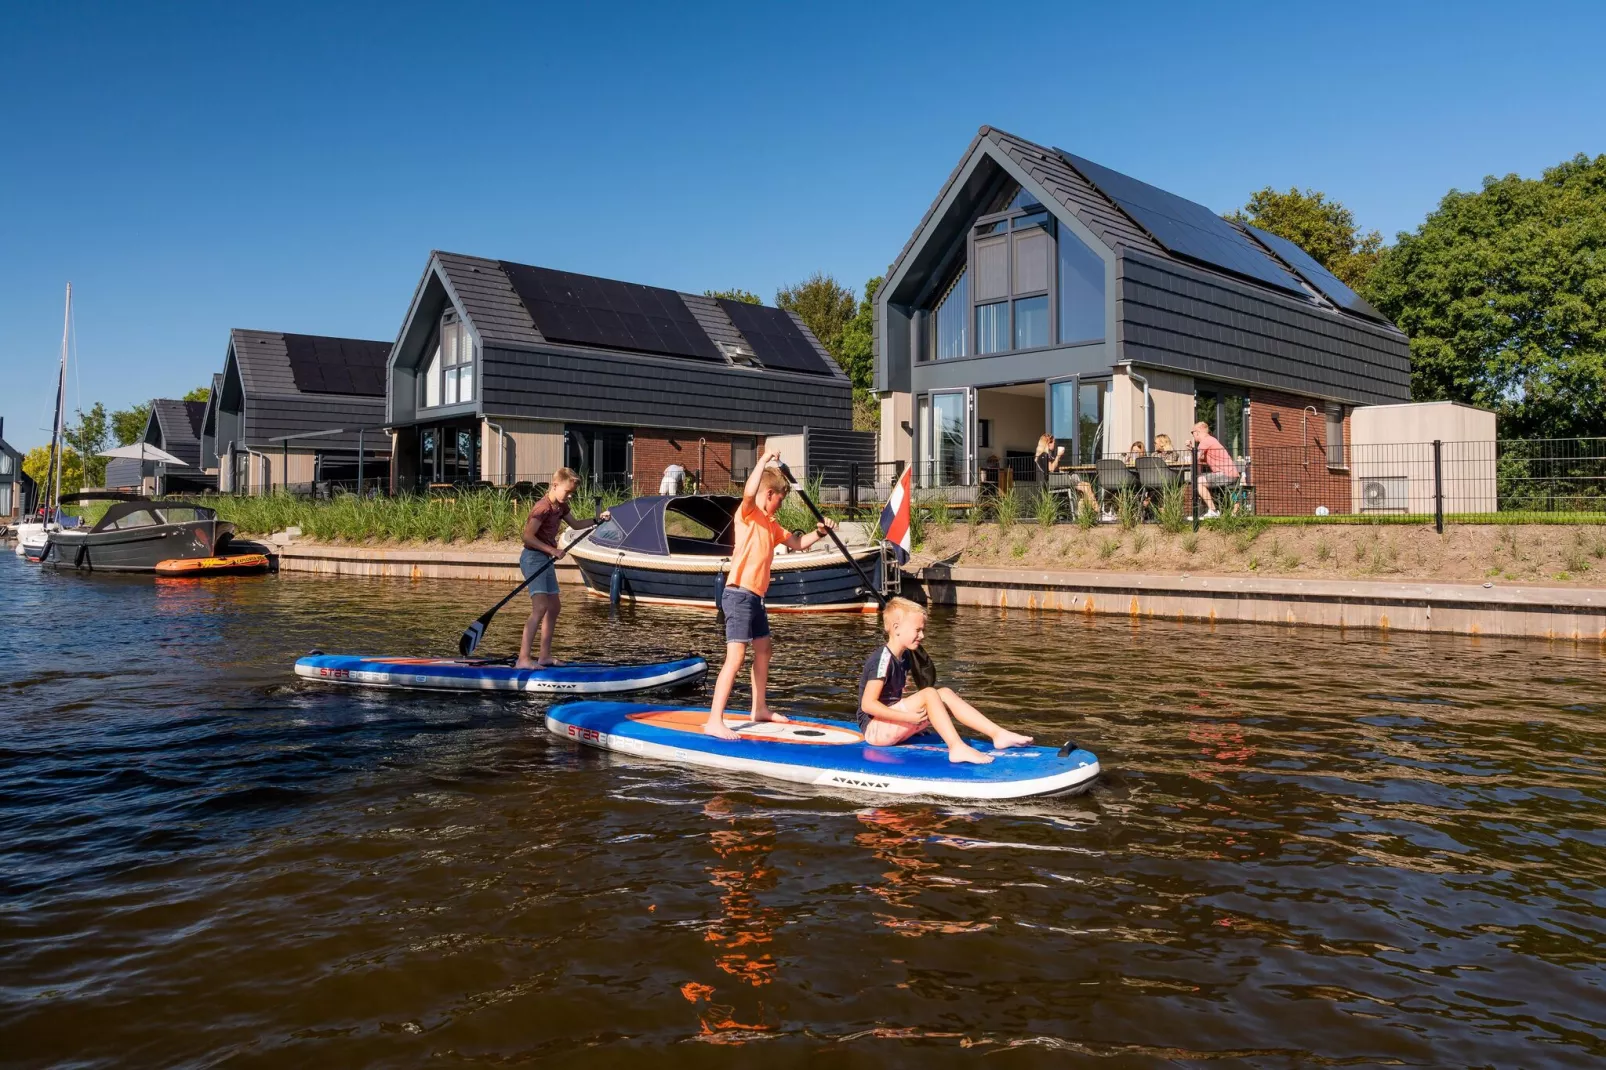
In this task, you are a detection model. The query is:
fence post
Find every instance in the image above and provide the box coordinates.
[1191,445,1200,532]
[848,462,859,516]
[1432,439,1444,533]
[357,428,364,495]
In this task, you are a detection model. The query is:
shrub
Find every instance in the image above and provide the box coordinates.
[928,499,952,531]
[1076,497,1097,530]
[1115,487,1141,530]
[1181,532,1199,554]
[1315,536,1333,562]
[1131,529,1150,554]
[1098,536,1119,561]
[994,491,1018,532]
[1033,486,1060,528]
[1155,483,1188,535]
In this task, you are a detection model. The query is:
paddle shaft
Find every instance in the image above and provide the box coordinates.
[467,524,598,641]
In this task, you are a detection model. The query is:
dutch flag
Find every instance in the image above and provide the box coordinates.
[879,464,913,564]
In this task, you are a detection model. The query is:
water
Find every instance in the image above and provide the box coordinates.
[2,551,1603,1067]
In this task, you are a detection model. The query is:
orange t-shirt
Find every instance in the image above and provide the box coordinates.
[726,498,789,596]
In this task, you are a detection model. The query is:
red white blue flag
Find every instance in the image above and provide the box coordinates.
[880,464,913,564]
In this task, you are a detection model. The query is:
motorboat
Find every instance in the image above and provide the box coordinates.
[41,492,251,573]
[565,494,892,613]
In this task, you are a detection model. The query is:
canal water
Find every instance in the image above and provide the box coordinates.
[2,552,1603,1067]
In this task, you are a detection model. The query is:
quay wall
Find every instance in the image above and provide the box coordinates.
[270,544,1606,644]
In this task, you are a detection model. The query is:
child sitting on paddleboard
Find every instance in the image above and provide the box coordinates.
[516,467,607,670]
[858,597,1032,764]
[703,450,835,740]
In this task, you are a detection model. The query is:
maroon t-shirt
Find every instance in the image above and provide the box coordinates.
[525,497,573,549]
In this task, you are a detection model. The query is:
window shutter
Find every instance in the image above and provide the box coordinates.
[973,236,1009,302]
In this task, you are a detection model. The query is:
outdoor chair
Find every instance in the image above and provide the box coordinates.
[1095,457,1134,516]
[1135,455,1177,514]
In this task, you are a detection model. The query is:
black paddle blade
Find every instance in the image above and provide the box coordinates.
[459,618,488,657]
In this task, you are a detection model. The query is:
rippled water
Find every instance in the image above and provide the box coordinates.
[1,551,1603,1067]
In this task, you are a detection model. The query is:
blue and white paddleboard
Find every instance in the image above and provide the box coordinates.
[294,653,707,694]
[547,702,1100,800]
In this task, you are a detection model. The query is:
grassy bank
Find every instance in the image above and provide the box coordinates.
[207,487,631,543]
[915,515,1606,587]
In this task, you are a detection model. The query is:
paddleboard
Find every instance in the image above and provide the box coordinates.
[294,653,707,694]
[546,702,1100,800]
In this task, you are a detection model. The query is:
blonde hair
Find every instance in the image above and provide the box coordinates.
[1154,433,1174,453]
[758,467,791,496]
[551,466,580,488]
[882,596,926,634]
[1035,434,1055,457]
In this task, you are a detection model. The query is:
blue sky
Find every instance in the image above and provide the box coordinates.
[1,0,1599,451]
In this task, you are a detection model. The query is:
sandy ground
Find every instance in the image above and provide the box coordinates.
[914,521,1606,589]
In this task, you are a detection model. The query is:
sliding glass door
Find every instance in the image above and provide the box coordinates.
[1047,376,1108,464]
[918,389,973,486]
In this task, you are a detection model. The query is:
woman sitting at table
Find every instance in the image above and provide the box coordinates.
[1152,433,1178,464]
[1126,441,1146,462]
[1037,434,1097,510]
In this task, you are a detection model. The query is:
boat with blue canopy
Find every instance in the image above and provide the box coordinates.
[564,494,892,614]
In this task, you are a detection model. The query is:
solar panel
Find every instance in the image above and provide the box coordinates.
[500,262,721,362]
[283,334,392,396]
[1240,224,1388,321]
[1057,151,1308,295]
[716,299,835,376]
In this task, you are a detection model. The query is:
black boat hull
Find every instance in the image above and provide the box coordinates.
[44,520,235,573]
[571,553,882,613]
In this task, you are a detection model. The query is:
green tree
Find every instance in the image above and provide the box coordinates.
[23,444,84,498]
[775,272,857,371]
[837,275,882,431]
[65,402,110,488]
[183,385,211,403]
[1230,187,1383,290]
[1365,153,1606,439]
[704,288,762,305]
[111,403,150,446]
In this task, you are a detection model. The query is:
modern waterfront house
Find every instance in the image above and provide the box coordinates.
[197,372,224,476]
[874,126,1412,511]
[384,251,852,493]
[215,330,393,493]
[0,418,27,520]
[104,398,212,494]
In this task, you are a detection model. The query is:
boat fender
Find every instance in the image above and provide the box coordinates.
[74,543,88,570]
[608,565,624,607]
[713,564,728,624]
[1056,740,1080,758]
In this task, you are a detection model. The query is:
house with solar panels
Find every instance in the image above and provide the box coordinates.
[0,418,28,521]
[383,252,852,493]
[197,372,224,476]
[875,126,1412,509]
[214,330,393,493]
[105,398,212,494]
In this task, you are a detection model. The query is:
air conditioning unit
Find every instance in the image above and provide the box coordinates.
[1359,474,1408,513]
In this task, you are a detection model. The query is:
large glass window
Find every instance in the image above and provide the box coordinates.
[1195,387,1249,458]
[975,302,1009,355]
[1049,380,1077,442]
[934,269,968,359]
[1059,226,1106,344]
[931,392,968,485]
[1014,295,1049,350]
[420,311,474,409]
[1077,380,1107,462]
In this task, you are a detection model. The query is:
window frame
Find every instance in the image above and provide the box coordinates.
[418,310,476,412]
[1325,403,1347,470]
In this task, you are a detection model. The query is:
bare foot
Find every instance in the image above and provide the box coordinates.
[513,661,536,671]
[948,743,994,765]
[704,718,741,741]
[535,658,562,668]
[751,708,790,723]
[991,730,1034,750]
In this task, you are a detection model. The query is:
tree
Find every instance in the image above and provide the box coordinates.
[775,272,857,372]
[65,402,110,488]
[23,444,84,499]
[1364,153,1606,439]
[704,288,762,305]
[1229,187,1383,290]
[837,276,883,431]
[111,403,150,446]
[183,385,211,403]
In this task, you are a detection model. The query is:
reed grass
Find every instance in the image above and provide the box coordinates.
[994,491,1019,532]
[1032,486,1060,528]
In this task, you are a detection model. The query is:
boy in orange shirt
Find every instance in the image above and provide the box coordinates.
[704,450,835,740]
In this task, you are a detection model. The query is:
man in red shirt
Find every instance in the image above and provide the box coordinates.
[1189,421,1240,518]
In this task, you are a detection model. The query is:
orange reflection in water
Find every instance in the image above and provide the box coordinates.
[680,795,783,1043]
[855,806,992,937]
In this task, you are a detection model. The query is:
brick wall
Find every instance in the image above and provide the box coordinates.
[632,429,762,494]
[1248,388,1353,516]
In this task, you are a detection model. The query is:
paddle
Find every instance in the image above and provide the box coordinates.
[776,462,938,688]
[458,525,598,657]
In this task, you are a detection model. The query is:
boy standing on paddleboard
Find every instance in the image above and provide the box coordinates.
[703,451,835,740]
[516,467,607,670]
[859,598,1032,764]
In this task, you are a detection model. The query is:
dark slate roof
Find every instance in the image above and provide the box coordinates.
[147,399,206,468]
[200,373,223,436]
[431,252,844,381]
[229,329,393,399]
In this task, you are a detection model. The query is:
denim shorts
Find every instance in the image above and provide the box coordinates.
[721,585,770,643]
[520,548,560,596]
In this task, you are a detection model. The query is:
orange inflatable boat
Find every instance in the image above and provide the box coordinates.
[154,553,271,577]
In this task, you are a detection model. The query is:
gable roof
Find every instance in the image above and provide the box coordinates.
[144,398,206,468]
[425,251,843,380]
[200,373,224,438]
[885,125,1397,327]
[228,329,393,400]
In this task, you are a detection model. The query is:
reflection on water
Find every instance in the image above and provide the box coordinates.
[1,553,1603,1065]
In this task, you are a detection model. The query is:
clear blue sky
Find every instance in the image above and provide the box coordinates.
[2,0,1599,451]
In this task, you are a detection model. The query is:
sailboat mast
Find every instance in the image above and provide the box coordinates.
[44,283,71,516]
